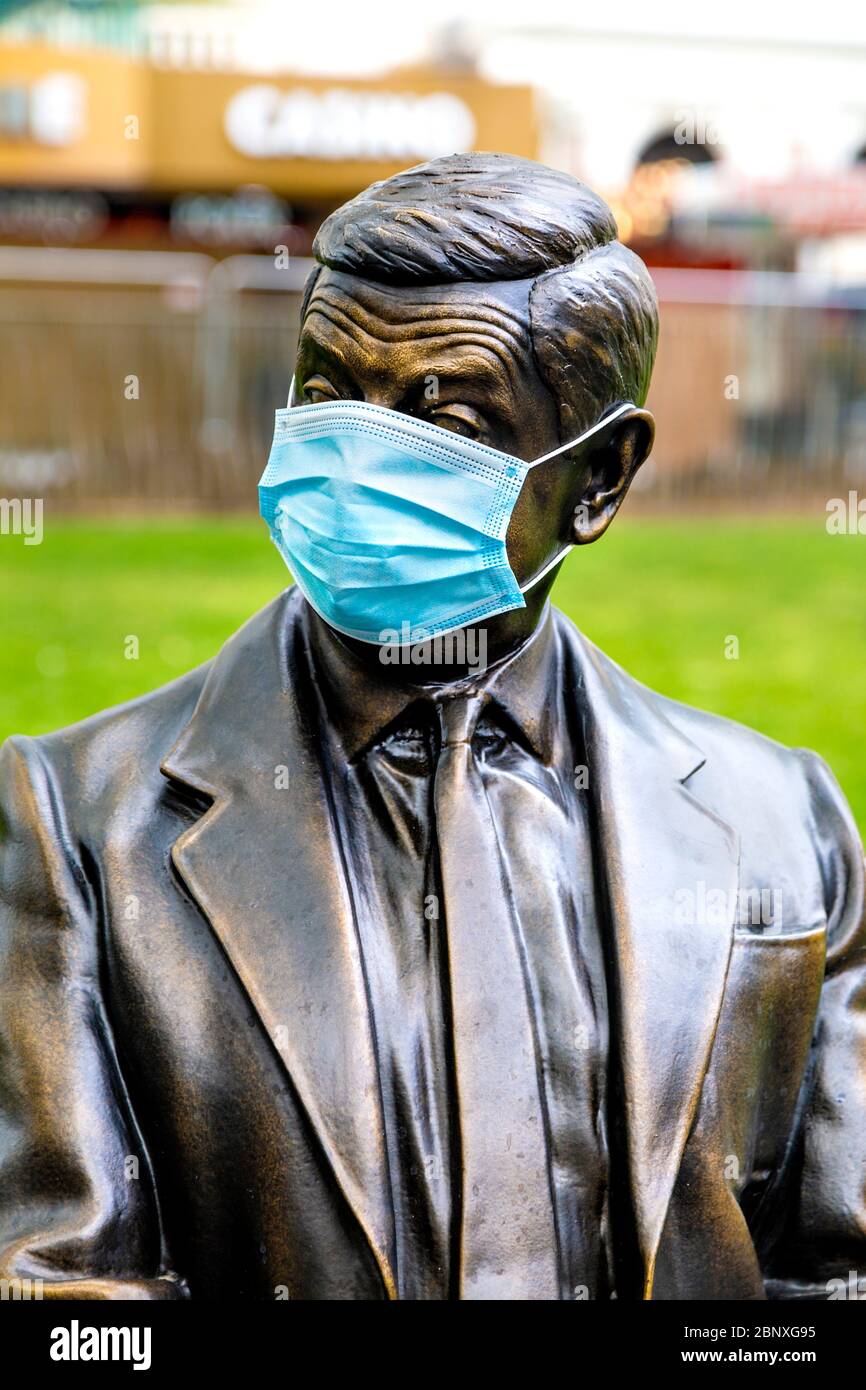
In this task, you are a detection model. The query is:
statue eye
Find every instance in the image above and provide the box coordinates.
[430,404,486,441]
[302,375,339,404]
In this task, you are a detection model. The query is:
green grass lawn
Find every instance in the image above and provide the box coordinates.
[2,514,864,838]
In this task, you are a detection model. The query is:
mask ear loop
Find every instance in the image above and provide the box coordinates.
[287,376,296,408]
[518,401,636,594]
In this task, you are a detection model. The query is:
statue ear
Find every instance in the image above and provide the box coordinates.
[570,408,655,545]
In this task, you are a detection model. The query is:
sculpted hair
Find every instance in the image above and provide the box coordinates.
[307,153,659,436]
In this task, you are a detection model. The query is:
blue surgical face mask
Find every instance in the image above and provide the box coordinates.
[258,385,635,645]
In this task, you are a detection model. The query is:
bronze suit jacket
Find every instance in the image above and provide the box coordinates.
[1,588,864,1300]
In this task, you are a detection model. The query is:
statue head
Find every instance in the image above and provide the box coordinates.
[293,152,659,669]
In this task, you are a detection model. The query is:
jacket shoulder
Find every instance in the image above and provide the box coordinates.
[560,609,817,786]
[648,683,846,832]
[560,615,862,942]
[0,590,296,803]
[0,663,211,814]
[558,609,857,841]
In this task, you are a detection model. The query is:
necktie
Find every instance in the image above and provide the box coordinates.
[432,691,560,1299]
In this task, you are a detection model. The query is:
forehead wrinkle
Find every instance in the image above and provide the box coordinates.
[305,300,525,359]
[305,283,531,350]
[302,302,375,360]
[303,306,525,399]
[303,300,530,394]
[325,269,537,316]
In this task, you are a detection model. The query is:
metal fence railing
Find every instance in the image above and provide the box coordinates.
[0,247,306,510]
[1,250,865,510]
[640,270,866,502]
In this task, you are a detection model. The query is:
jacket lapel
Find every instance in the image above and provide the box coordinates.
[161,590,397,1298]
[567,625,740,1298]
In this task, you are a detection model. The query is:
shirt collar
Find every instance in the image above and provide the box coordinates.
[306,602,560,765]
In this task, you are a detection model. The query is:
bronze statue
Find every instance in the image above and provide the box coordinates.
[0,155,863,1301]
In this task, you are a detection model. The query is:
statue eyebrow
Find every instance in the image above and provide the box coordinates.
[295,327,359,394]
[407,357,514,399]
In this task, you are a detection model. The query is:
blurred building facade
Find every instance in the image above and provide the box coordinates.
[0,18,538,253]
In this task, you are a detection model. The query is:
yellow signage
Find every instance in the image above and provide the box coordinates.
[0,43,539,199]
[0,44,151,186]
